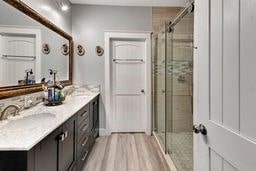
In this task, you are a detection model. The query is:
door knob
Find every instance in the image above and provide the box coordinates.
[193,125,200,134]
[193,124,207,135]
[141,89,145,94]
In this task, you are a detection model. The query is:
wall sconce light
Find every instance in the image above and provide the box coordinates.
[42,43,50,54]
[77,45,85,56]
[96,46,104,56]
[61,43,69,55]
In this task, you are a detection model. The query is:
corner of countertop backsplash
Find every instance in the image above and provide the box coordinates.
[0,85,74,111]
[74,84,101,93]
[0,84,100,112]
[0,91,44,112]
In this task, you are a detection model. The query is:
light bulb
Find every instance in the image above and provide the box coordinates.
[61,5,69,11]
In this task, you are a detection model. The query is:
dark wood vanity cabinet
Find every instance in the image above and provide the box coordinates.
[34,128,60,171]
[75,96,99,171]
[0,95,99,171]
[35,115,76,171]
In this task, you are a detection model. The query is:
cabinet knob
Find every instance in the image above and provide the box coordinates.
[57,131,68,142]
[57,133,65,142]
[64,131,68,138]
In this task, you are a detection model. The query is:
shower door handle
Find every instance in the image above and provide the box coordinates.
[193,124,207,135]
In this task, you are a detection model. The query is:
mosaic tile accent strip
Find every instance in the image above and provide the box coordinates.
[153,60,193,77]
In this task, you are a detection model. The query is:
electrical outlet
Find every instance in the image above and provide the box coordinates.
[24,96,33,109]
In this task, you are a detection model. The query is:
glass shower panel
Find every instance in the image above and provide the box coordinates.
[166,12,194,171]
[153,29,166,151]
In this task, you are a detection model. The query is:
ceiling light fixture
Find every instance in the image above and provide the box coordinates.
[54,0,70,11]
[61,5,69,11]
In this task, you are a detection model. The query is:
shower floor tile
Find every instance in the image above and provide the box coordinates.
[157,132,193,171]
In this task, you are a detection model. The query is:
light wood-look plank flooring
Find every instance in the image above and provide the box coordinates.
[83,133,170,171]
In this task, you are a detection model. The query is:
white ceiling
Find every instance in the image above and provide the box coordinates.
[69,0,187,7]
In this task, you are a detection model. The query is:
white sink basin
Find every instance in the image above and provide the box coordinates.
[0,113,55,132]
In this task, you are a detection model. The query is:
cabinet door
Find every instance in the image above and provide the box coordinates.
[89,101,94,132]
[90,97,99,132]
[93,97,99,138]
[34,128,60,171]
[59,116,76,171]
[93,98,99,131]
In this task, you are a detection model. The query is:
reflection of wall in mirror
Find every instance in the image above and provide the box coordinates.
[41,28,69,82]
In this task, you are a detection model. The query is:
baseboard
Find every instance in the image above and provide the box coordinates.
[99,128,111,136]
[152,132,177,171]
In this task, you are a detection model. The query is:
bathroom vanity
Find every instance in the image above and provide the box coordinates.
[0,93,99,171]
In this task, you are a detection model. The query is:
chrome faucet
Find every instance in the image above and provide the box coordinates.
[0,105,22,121]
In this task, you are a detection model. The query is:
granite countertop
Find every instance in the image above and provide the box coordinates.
[0,90,100,151]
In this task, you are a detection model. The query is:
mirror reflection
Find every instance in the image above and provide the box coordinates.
[0,1,69,87]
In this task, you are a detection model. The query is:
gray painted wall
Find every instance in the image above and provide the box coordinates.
[72,5,152,129]
[21,0,72,34]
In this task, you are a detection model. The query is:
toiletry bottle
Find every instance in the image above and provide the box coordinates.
[48,88,53,101]
[54,90,59,101]
[60,90,65,101]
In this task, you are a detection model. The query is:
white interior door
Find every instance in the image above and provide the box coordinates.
[111,40,147,132]
[0,36,36,87]
[194,0,256,170]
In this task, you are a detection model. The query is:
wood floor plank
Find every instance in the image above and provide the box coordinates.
[134,133,154,171]
[101,134,118,171]
[82,133,170,171]
[126,134,140,171]
[83,136,108,171]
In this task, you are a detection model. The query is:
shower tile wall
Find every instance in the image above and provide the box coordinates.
[152,7,183,33]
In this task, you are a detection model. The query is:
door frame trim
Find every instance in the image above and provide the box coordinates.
[104,31,152,136]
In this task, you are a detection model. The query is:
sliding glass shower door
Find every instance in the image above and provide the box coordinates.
[153,7,194,171]
[153,27,167,152]
[166,12,194,171]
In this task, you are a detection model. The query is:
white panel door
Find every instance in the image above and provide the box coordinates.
[111,40,146,132]
[194,0,256,170]
[0,36,35,86]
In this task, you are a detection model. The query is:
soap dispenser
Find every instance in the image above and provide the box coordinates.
[25,69,33,85]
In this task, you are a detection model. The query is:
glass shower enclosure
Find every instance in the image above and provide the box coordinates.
[152,5,194,171]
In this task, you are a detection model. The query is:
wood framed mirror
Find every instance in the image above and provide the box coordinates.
[0,0,73,99]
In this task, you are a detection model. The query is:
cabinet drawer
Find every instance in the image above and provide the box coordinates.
[77,117,89,142]
[77,104,89,126]
[77,135,89,158]
[77,145,90,171]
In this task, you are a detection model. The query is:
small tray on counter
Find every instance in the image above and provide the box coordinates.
[43,98,64,106]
